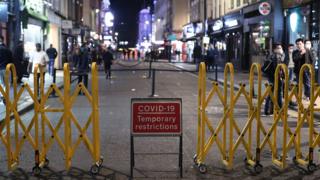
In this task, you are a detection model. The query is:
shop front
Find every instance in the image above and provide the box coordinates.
[182,22,203,63]
[207,18,225,68]
[284,0,319,59]
[243,0,283,70]
[21,0,48,58]
[223,11,243,70]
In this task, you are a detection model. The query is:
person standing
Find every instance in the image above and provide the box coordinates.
[13,41,25,84]
[77,44,89,89]
[293,38,315,100]
[284,44,295,82]
[206,44,215,72]
[264,43,284,115]
[102,46,114,79]
[305,40,319,83]
[193,42,202,71]
[28,43,49,94]
[0,35,13,104]
[46,44,58,76]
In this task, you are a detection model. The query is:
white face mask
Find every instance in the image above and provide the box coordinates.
[305,43,312,50]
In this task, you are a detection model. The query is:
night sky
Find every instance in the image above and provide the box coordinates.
[110,0,153,47]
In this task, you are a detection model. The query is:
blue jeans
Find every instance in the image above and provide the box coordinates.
[296,70,311,98]
[49,58,54,76]
[288,67,294,82]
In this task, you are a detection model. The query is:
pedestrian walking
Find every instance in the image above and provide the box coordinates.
[0,35,13,105]
[102,46,114,79]
[293,38,316,101]
[77,44,90,89]
[193,42,202,71]
[264,43,284,115]
[46,44,58,76]
[28,43,49,95]
[13,41,26,84]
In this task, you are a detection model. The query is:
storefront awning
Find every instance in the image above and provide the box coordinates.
[21,8,48,28]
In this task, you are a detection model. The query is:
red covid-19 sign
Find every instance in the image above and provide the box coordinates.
[131,98,182,135]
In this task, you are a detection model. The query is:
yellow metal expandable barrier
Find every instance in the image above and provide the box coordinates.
[194,62,318,174]
[0,63,102,175]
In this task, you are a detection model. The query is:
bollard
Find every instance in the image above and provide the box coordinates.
[150,69,156,97]
[148,59,153,79]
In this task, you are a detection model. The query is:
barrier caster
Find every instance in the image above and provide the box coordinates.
[193,154,198,164]
[292,156,298,165]
[32,166,41,176]
[243,157,249,166]
[90,164,100,175]
[43,158,50,168]
[307,163,316,173]
[253,164,263,174]
[98,157,104,166]
[198,164,207,174]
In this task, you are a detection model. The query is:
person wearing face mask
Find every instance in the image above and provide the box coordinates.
[264,43,284,116]
[293,38,315,101]
[305,40,319,83]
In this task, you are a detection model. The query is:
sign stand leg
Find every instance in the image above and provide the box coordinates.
[179,135,183,178]
[130,135,134,178]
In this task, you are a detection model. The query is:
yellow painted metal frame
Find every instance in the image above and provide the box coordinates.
[1,62,101,171]
[195,62,318,172]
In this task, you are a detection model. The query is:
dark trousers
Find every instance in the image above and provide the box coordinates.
[78,74,88,88]
[296,70,311,98]
[104,64,111,78]
[265,78,283,114]
[36,72,46,96]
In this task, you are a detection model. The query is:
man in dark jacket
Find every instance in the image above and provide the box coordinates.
[264,43,284,115]
[0,35,13,104]
[13,41,26,83]
[293,38,315,100]
[193,42,202,71]
[102,46,114,79]
[46,44,58,76]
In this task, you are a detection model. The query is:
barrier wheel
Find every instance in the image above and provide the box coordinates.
[98,157,104,166]
[193,154,198,164]
[307,163,317,172]
[254,164,263,174]
[90,164,100,175]
[44,158,50,168]
[292,156,298,165]
[243,157,249,166]
[198,164,207,174]
[32,166,41,176]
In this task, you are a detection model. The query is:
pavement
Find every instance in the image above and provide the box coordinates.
[0,70,77,121]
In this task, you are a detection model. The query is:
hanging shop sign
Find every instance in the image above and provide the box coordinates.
[259,2,272,16]
[0,2,8,23]
[224,19,239,28]
[62,20,73,29]
[212,20,223,31]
